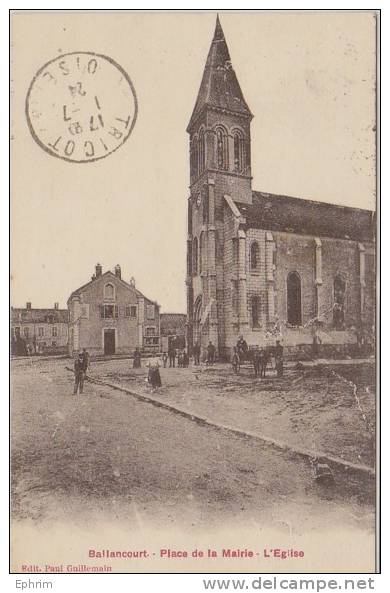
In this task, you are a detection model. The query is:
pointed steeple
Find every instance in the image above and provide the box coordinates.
[214,14,224,41]
[187,15,252,132]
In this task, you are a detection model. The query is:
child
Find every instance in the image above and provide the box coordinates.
[147,358,162,392]
[162,352,168,368]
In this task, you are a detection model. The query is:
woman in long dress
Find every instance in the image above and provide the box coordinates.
[133,347,142,368]
[147,358,162,391]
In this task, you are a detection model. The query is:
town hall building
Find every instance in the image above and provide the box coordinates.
[186,17,375,359]
[68,264,160,357]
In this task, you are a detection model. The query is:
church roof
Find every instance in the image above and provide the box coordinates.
[236,191,375,242]
[187,15,252,132]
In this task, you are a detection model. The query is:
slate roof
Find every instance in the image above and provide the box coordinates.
[11,308,69,324]
[160,313,187,336]
[187,16,252,131]
[235,191,375,242]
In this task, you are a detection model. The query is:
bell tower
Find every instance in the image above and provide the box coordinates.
[186,15,253,356]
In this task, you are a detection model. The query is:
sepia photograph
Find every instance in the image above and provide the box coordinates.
[10,10,378,574]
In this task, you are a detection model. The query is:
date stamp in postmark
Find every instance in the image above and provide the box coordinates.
[25,52,138,163]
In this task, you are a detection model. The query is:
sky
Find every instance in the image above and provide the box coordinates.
[11,11,376,313]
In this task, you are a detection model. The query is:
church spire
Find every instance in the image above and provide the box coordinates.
[214,14,224,40]
[187,15,252,132]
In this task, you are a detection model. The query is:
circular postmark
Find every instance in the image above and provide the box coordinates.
[26,52,138,163]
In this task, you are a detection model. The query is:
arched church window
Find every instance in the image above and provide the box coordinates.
[193,296,202,345]
[192,237,198,275]
[202,187,209,224]
[251,296,261,328]
[287,272,302,326]
[233,129,245,172]
[104,283,115,300]
[215,126,228,170]
[192,136,198,179]
[333,274,346,329]
[231,280,239,315]
[199,232,206,273]
[198,128,205,174]
[250,241,260,271]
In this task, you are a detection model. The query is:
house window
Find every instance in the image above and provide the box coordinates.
[250,241,260,271]
[146,305,155,320]
[100,304,119,319]
[23,327,29,338]
[125,305,137,318]
[14,327,21,339]
[287,272,302,326]
[145,326,156,337]
[333,275,346,329]
[130,305,137,318]
[233,130,245,172]
[144,336,159,345]
[38,327,44,337]
[251,296,261,328]
[52,341,57,347]
[46,315,54,324]
[215,126,228,170]
[104,283,115,300]
[52,326,58,337]
[81,304,89,319]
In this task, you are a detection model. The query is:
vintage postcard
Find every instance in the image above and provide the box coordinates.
[10,10,378,574]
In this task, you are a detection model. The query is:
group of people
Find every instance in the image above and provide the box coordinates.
[163,340,216,367]
[73,348,90,394]
[74,335,285,395]
[163,346,190,368]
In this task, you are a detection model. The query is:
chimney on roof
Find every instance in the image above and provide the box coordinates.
[91,273,96,281]
[114,264,121,279]
[26,302,31,310]
[54,302,59,310]
[95,263,102,278]
[129,276,135,288]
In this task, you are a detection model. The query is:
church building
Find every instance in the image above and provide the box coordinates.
[186,17,375,359]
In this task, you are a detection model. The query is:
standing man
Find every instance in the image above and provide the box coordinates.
[193,341,201,366]
[311,323,322,359]
[236,335,248,363]
[253,347,261,377]
[162,352,168,368]
[261,347,270,378]
[275,340,284,377]
[168,341,176,368]
[81,348,90,374]
[73,353,85,395]
[207,341,216,365]
[26,343,33,366]
[182,350,189,368]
